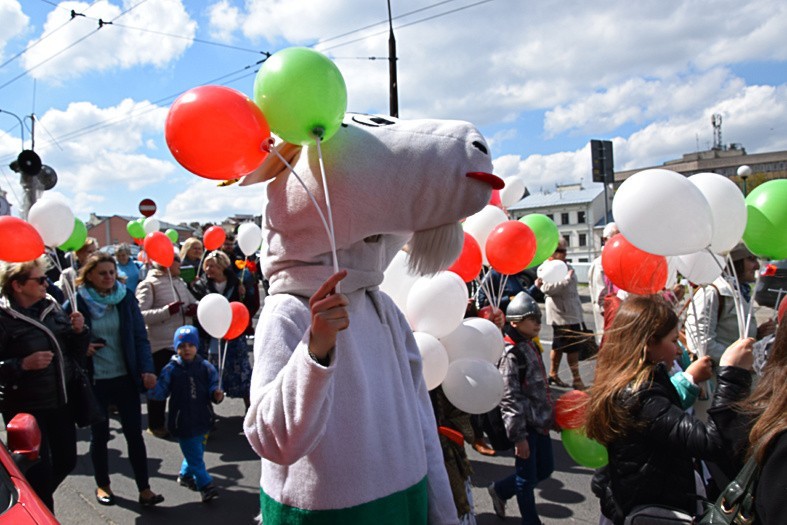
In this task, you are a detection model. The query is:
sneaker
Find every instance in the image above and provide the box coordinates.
[487,483,506,518]
[177,474,198,491]
[200,483,219,502]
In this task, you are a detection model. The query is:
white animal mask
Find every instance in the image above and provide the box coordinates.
[242,114,503,297]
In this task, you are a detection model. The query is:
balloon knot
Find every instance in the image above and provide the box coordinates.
[261,137,275,152]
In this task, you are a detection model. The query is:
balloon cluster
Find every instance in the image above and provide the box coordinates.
[604,169,778,293]
[165,47,348,180]
[554,390,608,468]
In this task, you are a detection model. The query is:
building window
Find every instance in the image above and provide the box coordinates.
[562,235,570,246]
[578,257,589,263]
[579,233,587,247]
[577,211,586,224]
[546,213,553,221]
[561,212,569,225]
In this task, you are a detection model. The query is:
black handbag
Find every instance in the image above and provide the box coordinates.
[697,456,758,525]
[577,324,599,361]
[68,365,105,428]
[624,505,694,524]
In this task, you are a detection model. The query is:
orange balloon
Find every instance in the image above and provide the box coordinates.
[602,234,668,295]
[554,389,589,429]
[448,232,482,282]
[143,232,174,268]
[0,217,45,262]
[224,301,250,340]
[485,220,536,275]
[203,226,226,251]
[165,85,271,180]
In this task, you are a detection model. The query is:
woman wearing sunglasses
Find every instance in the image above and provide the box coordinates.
[0,257,90,513]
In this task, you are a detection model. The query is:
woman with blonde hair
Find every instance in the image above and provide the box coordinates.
[585,295,754,524]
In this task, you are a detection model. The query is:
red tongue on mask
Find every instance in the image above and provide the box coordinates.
[467,171,505,190]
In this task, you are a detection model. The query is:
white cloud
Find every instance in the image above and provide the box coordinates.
[206,0,241,43]
[163,177,268,223]
[0,0,29,60]
[20,0,196,80]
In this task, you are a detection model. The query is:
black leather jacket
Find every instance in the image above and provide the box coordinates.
[593,364,752,524]
[0,295,90,413]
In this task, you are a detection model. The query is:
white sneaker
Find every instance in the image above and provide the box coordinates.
[487,483,506,518]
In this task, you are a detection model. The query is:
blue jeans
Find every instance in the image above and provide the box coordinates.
[493,430,554,525]
[179,433,212,489]
[90,375,150,491]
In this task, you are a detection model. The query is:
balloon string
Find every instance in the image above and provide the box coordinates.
[217,339,228,391]
[686,285,705,358]
[48,248,77,313]
[314,135,340,292]
[495,274,509,312]
[725,254,747,339]
[167,267,177,301]
[267,142,338,290]
[196,250,206,278]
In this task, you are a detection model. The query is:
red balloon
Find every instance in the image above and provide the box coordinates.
[488,189,502,208]
[554,389,589,430]
[224,301,250,340]
[602,234,668,295]
[485,221,537,275]
[203,226,226,251]
[0,217,45,262]
[165,85,271,180]
[478,305,505,325]
[143,232,174,268]
[448,232,483,282]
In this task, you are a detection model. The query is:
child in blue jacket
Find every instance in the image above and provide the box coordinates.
[149,325,224,502]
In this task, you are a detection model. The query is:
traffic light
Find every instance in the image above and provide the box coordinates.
[590,139,614,183]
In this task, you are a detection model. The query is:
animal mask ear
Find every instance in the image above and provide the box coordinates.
[240,142,302,186]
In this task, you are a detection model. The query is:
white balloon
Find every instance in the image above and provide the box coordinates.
[688,172,747,254]
[500,177,526,208]
[381,250,420,312]
[441,358,505,414]
[237,222,262,256]
[28,198,75,247]
[413,332,450,390]
[673,251,725,285]
[613,169,713,256]
[143,217,160,235]
[440,317,505,364]
[537,259,568,283]
[463,205,508,264]
[406,271,468,338]
[197,293,232,339]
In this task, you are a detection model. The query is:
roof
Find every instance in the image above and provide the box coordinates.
[508,184,604,211]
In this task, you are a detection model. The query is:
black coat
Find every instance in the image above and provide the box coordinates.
[0,296,90,413]
[756,431,787,524]
[596,365,752,523]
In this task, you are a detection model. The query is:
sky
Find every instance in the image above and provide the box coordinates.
[1,0,786,226]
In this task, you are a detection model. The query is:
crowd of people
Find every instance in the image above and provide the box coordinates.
[0,221,784,525]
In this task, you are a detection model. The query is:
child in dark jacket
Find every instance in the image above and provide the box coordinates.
[149,325,224,502]
[487,292,555,525]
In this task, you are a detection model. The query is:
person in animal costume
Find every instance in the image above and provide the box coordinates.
[242,113,504,524]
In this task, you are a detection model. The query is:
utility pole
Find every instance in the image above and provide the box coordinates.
[387,0,399,118]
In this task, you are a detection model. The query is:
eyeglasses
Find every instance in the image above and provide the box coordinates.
[24,276,48,285]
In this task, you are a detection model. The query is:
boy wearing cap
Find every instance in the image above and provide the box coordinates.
[487,292,555,525]
[148,325,224,502]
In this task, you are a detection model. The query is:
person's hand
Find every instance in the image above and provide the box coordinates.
[720,338,755,370]
[70,312,85,333]
[167,301,183,315]
[534,278,543,288]
[184,303,198,317]
[515,439,530,459]
[685,355,713,384]
[21,351,53,371]
[308,270,350,360]
[757,319,776,340]
[213,389,225,404]
[141,373,157,390]
[87,341,105,357]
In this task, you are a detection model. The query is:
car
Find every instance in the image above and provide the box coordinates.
[0,414,58,524]
[98,243,142,259]
[754,259,787,308]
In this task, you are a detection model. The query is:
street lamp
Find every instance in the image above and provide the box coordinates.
[737,165,752,196]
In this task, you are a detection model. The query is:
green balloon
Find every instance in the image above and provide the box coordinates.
[127,220,145,239]
[561,428,608,468]
[59,218,88,252]
[520,213,560,268]
[253,47,347,146]
[165,228,179,244]
[743,179,787,259]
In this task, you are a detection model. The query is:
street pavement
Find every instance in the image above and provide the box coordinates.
[10,288,774,524]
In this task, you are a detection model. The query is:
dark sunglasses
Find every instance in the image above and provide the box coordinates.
[24,276,48,285]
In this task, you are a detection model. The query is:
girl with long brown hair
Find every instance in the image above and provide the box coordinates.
[585,295,754,524]
[735,316,787,523]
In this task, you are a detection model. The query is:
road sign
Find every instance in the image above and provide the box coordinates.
[138,198,157,217]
